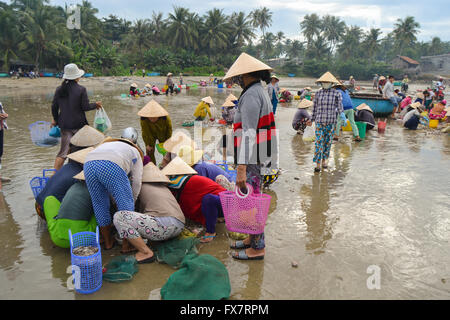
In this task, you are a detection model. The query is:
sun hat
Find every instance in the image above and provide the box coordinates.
[167,73,173,76]
[304,87,312,91]
[379,76,386,80]
[222,99,236,108]
[271,74,279,80]
[161,157,198,176]
[137,99,169,118]
[163,131,197,154]
[316,71,340,84]
[226,94,238,102]
[177,145,203,166]
[210,74,214,77]
[297,99,314,109]
[131,83,138,88]
[142,162,170,183]
[223,52,273,81]
[356,103,373,113]
[67,147,94,164]
[62,63,84,80]
[145,83,151,88]
[70,125,105,147]
[416,92,424,100]
[410,102,422,109]
[201,96,214,105]
[73,171,85,180]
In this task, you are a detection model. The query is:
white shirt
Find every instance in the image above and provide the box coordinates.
[383,81,395,98]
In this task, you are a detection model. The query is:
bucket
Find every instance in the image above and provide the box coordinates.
[69,227,102,294]
[219,184,271,234]
[377,121,386,133]
[355,122,367,139]
[343,120,352,131]
[429,119,439,128]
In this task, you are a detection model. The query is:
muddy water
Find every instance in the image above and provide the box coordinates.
[0,79,449,299]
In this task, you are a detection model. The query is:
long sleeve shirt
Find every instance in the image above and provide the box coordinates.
[85,141,143,201]
[337,88,354,110]
[140,116,172,148]
[382,81,395,99]
[51,82,97,130]
[312,88,343,124]
[193,101,212,119]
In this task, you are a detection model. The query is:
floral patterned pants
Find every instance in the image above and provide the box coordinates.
[313,123,335,164]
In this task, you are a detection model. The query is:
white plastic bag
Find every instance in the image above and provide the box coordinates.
[94,108,112,133]
[302,122,316,142]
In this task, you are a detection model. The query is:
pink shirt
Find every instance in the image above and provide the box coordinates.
[400,96,411,110]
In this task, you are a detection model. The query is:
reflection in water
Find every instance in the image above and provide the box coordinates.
[291,134,314,167]
[240,259,265,299]
[0,192,24,273]
[264,189,278,215]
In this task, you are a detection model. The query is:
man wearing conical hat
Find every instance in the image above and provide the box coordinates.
[222,52,278,260]
[311,71,344,173]
[35,126,103,217]
[292,99,312,135]
[113,162,186,263]
[193,96,214,121]
[138,99,172,164]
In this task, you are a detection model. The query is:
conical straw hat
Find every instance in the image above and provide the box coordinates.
[70,125,105,147]
[223,52,273,80]
[304,87,312,91]
[379,76,386,80]
[163,131,196,153]
[177,145,203,166]
[67,147,94,164]
[226,94,238,101]
[271,74,279,80]
[222,99,236,107]
[356,103,373,112]
[161,157,198,176]
[131,83,137,87]
[142,162,170,183]
[316,71,340,84]
[201,96,214,105]
[145,83,151,87]
[73,171,85,180]
[297,99,314,109]
[416,92,424,100]
[410,102,422,109]
[137,99,169,117]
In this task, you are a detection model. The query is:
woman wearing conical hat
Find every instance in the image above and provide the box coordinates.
[267,75,280,114]
[165,73,174,95]
[354,103,376,131]
[141,83,153,96]
[292,99,313,135]
[193,96,214,121]
[222,52,278,260]
[138,99,172,164]
[129,83,139,97]
[312,71,344,173]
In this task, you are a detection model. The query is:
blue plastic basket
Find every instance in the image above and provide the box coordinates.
[215,161,237,182]
[29,169,56,199]
[28,121,60,147]
[69,227,102,294]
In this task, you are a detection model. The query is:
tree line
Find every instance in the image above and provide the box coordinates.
[1,0,448,79]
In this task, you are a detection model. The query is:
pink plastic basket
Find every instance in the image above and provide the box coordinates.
[219,184,271,234]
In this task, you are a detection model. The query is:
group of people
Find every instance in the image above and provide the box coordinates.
[39,54,278,263]
[129,83,161,97]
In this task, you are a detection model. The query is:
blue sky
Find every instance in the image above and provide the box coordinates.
[45,0,450,41]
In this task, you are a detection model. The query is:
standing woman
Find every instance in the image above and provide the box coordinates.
[267,75,280,114]
[312,72,344,173]
[165,73,174,95]
[138,100,172,164]
[51,63,102,170]
[0,101,8,170]
[222,52,277,261]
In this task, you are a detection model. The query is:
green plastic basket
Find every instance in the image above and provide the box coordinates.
[355,122,367,139]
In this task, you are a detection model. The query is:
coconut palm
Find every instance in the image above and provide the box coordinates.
[250,7,273,42]
[362,28,381,61]
[66,1,102,50]
[0,6,21,69]
[202,9,230,56]
[337,26,363,61]
[230,12,255,49]
[150,12,166,44]
[307,36,330,60]
[428,37,443,56]
[166,6,198,50]
[321,15,346,53]
[286,40,305,60]
[392,16,420,55]
[300,13,322,45]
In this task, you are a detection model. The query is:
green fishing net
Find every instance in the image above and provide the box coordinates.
[161,254,231,300]
[103,256,138,283]
[155,237,200,269]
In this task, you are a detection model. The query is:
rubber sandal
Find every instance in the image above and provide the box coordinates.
[200,235,216,243]
[137,254,156,264]
[314,168,321,173]
[230,240,251,250]
[232,250,264,261]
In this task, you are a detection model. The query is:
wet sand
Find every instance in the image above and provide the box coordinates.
[0,78,449,299]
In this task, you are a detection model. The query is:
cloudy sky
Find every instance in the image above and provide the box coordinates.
[46,0,449,41]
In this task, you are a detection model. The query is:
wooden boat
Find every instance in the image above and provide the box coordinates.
[350,92,394,115]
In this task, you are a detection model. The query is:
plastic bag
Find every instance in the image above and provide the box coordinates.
[49,126,61,138]
[302,123,316,142]
[94,108,112,133]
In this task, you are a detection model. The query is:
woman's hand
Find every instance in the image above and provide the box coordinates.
[0,113,8,119]
[95,101,102,109]
[236,164,247,189]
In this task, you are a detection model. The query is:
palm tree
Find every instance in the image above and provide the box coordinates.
[0,6,21,69]
[150,12,165,44]
[166,6,198,50]
[392,16,420,55]
[230,12,255,49]
[362,28,381,61]
[307,36,330,60]
[250,7,273,42]
[337,26,363,61]
[132,19,152,56]
[428,37,443,56]
[66,1,102,50]
[286,40,305,60]
[300,13,322,45]
[202,9,229,56]
[261,32,276,58]
[321,15,346,53]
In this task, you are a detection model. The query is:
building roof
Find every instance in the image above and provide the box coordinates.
[398,55,419,65]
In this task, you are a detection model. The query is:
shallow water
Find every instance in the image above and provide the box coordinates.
[0,79,449,299]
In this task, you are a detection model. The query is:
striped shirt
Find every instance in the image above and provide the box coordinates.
[312,88,343,124]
